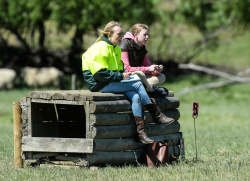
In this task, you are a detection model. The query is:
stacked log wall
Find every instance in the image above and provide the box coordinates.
[20,90,183,166]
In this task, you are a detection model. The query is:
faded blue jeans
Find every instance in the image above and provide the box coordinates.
[100,81,152,117]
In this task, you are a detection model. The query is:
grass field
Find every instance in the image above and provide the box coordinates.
[0,75,249,180]
[1,18,250,181]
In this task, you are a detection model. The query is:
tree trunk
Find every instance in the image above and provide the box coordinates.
[38,21,45,49]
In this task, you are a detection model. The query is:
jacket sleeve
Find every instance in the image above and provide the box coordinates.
[141,55,152,74]
[93,69,123,82]
[121,50,150,73]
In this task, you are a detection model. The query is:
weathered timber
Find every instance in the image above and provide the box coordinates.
[86,146,180,165]
[154,97,180,110]
[28,90,174,101]
[49,161,76,166]
[20,97,28,121]
[33,153,58,159]
[90,109,180,126]
[22,137,93,153]
[40,164,81,169]
[31,98,85,106]
[55,155,81,162]
[86,150,142,165]
[94,132,182,151]
[89,97,180,113]
[20,97,29,137]
[27,97,32,137]
[24,159,39,164]
[28,90,125,101]
[55,155,89,167]
[20,89,183,167]
[21,109,28,122]
[13,101,23,168]
[90,121,180,139]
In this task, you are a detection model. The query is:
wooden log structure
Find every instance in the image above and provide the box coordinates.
[18,90,184,167]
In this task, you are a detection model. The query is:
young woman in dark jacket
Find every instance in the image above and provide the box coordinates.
[119,24,168,97]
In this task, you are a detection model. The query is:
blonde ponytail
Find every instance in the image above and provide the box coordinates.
[95,21,121,43]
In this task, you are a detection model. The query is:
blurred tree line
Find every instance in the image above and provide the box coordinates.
[0,0,249,75]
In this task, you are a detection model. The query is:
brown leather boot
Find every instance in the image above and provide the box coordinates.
[145,99,175,125]
[134,116,154,144]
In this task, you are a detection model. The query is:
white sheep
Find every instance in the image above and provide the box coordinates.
[0,68,16,90]
[21,67,63,88]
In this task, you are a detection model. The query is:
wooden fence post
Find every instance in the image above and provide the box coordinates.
[13,101,23,168]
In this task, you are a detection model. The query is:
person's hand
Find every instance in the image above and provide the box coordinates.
[151,70,160,76]
[149,65,158,72]
[123,72,132,80]
[155,64,163,72]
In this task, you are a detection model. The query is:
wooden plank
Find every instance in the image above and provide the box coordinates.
[85,91,174,101]
[51,92,65,100]
[22,137,93,153]
[55,155,81,161]
[40,164,81,169]
[25,159,39,164]
[89,97,179,113]
[90,109,180,126]
[85,101,91,139]
[55,155,89,166]
[89,121,180,139]
[28,90,174,101]
[33,153,58,159]
[28,90,126,101]
[31,99,85,106]
[86,146,179,165]
[94,132,182,151]
[27,98,32,137]
[21,97,28,137]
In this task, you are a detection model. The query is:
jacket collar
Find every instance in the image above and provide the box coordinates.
[101,36,113,46]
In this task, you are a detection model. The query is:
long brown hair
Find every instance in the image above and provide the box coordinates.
[96,21,121,42]
[130,24,149,36]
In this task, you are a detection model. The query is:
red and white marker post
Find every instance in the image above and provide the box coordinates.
[192,102,199,161]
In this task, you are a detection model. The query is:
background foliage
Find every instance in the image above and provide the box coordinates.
[1,0,250,74]
[0,1,249,180]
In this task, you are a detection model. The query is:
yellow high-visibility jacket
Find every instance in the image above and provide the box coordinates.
[82,37,124,91]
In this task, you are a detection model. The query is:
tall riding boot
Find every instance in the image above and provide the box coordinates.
[145,99,175,125]
[134,116,154,144]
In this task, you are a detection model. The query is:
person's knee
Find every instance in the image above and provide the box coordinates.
[132,93,141,103]
[133,71,145,77]
[135,81,144,89]
[158,73,166,84]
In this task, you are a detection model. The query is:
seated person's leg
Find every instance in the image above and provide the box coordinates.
[132,71,153,92]
[146,73,166,86]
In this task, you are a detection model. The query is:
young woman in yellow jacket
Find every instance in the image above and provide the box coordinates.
[82,21,175,144]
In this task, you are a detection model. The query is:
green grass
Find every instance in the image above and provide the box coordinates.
[0,77,249,181]
[0,89,33,124]
[194,30,250,71]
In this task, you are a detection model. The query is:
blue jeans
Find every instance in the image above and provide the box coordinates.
[100,81,152,117]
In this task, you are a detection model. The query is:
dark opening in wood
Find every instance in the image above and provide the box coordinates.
[31,103,86,138]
